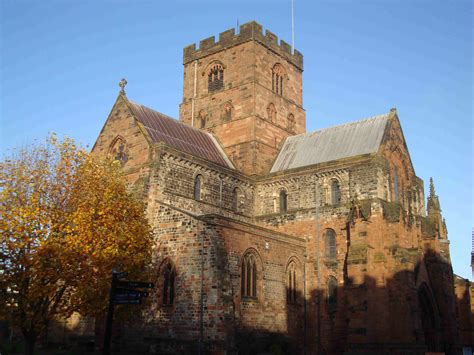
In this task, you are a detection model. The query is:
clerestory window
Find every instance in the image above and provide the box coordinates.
[279,189,288,214]
[331,179,341,205]
[325,229,336,259]
[194,175,203,201]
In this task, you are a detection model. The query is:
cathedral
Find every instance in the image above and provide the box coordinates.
[91,21,472,354]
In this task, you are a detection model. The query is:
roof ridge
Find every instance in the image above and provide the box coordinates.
[288,111,391,140]
[128,99,217,139]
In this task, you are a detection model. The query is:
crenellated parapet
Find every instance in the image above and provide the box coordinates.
[183,21,303,70]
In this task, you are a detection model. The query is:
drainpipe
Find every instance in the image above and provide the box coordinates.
[303,251,307,355]
[191,60,198,127]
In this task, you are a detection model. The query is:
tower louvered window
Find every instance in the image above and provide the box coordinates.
[272,64,285,96]
[208,64,224,92]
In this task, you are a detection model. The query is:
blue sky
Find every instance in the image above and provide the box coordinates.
[1,0,472,279]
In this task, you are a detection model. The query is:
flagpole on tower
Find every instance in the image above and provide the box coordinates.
[291,0,295,54]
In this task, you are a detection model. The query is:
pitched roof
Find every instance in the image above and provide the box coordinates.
[128,100,232,168]
[270,112,391,173]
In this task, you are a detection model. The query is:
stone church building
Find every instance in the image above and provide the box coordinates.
[91,22,470,354]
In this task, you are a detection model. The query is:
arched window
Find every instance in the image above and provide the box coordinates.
[287,261,297,304]
[325,229,336,259]
[287,113,295,132]
[194,175,202,201]
[393,166,399,201]
[279,189,288,214]
[267,103,277,122]
[327,277,337,313]
[232,187,239,212]
[331,179,341,205]
[223,101,233,121]
[162,261,176,306]
[272,64,285,95]
[241,252,258,298]
[109,137,128,164]
[208,64,224,92]
[199,110,207,129]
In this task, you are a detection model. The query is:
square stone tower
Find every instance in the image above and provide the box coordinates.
[179,21,306,176]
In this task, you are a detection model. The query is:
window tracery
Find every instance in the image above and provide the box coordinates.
[241,252,258,298]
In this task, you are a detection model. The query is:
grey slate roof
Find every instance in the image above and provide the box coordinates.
[270,113,391,173]
[128,100,233,168]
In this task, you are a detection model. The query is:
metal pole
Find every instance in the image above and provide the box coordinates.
[303,251,307,355]
[103,271,117,355]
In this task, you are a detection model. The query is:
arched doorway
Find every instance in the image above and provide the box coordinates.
[418,283,440,351]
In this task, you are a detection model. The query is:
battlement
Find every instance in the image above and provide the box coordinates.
[183,21,303,70]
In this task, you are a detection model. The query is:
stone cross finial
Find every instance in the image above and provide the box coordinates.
[119,78,128,94]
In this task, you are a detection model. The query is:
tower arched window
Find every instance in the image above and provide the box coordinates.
[199,110,207,129]
[241,252,258,298]
[327,277,337,313]
[287,261,297,304]
[208,64,224,92]
[194,175,203,201]
[267,103,277,122]
[223,101,233,121]
[325,229,336,259]
[279,189,288,214]
[272,63,285,95]
[162,261,176,306]
[331,179,341,205]
[287,113,295,132]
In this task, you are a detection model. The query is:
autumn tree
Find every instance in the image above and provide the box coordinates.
[0,135,153,355]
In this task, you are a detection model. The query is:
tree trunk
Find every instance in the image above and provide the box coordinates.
[23,331,37,355]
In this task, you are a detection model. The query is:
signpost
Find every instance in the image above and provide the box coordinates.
[102,271,154,355]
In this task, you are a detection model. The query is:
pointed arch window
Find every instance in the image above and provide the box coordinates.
[241,253,257,298]
[208,64,224,92]
[199,110,207,129]
[287,113,295,132]
[325,229,336,259]
[287,261,297,304]
[109,137,128,164]
[267,103,277,122]
[223,101,233,121]
[272,64,285,95]
[327,277,337,313]
[162,261,176,306]
[394,166,399,201]
[194,175,203,201]
[331,179,341,205]
[279,189,288,214]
